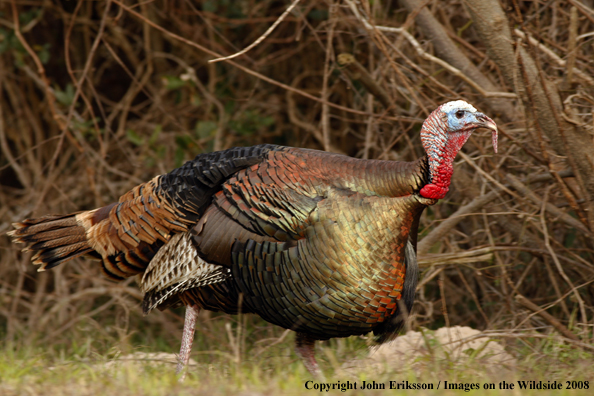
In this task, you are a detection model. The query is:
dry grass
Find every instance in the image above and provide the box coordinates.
[1,0,594,392]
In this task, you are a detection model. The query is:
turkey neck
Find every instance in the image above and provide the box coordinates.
[281,148,430,198]
[383,155,430,197]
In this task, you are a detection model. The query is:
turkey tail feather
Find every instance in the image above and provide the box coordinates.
[8,213,93,270]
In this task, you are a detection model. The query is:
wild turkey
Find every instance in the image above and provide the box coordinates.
[9,100,497,378]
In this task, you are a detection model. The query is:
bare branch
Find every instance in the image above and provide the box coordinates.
[209,0,301,63]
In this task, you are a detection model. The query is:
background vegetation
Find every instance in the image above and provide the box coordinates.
[1,0,593,394]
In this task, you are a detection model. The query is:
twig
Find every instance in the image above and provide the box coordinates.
[506,173,591,235]
[253,329,291,358]
[101,40,156,138]
[482,206,511,309]
[418,189,499,255]
[514,29,594,86]
[337,53,394,113]
[564,7,578,88]
[345,0,430,115]
[514,276,594,338]
[209,0,301,63]
[364,93,374,160]
[418,246,494,267]
[539,187,588,326]
[5,261,25,344]
[64,0,104,154]
[321,4,337,152]
[0,95,30,189]
[456,267,491,326]
[567,0,594,25]
[36,286,141,331]
[286,71,345,153]
[514,294,579,342]
[10,0,67,134]
[458,152,520,199]
[155,52,229,151]
[439,272,450,327]
[542,256,571,318]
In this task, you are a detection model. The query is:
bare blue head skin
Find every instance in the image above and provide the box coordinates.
[420,100,498,199]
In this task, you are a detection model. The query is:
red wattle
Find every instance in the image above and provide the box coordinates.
[420,183,448,199]
[420,158,454,199]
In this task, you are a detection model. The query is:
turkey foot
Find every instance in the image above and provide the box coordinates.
[176,305,200,381]
[295,333,326,381]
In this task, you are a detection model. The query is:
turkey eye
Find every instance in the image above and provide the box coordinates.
[455,110,465,119]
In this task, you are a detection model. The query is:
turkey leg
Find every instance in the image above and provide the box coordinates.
[295,333,325,380]
[176,305,200,381]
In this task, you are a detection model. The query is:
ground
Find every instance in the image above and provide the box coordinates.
[1,326,592,396]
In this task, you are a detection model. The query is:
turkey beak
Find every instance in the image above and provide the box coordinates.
[475,113,498,154]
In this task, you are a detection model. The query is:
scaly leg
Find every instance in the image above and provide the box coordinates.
[176,305,200,381]
[295,333,325,381]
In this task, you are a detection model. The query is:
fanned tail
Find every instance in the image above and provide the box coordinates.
[8,213,96,271]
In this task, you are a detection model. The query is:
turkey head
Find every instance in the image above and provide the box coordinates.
[419,100,498,199]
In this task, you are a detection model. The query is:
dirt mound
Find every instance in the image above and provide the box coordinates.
[342,326,516,376]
